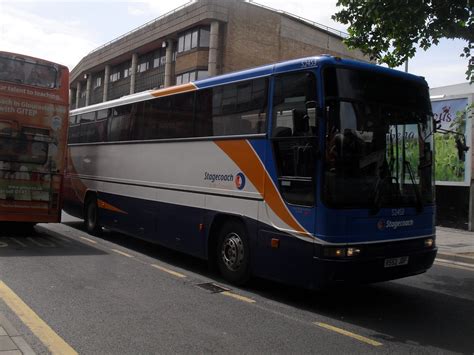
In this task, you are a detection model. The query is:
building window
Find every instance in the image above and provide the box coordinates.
[197,70,209,80]
[124,67,131,78]
[94,77,102,89]
[110,72,121,82]
[199,28,210,47]
[137,62,149,73]
[176,70,208,85]
[177,26,211,54]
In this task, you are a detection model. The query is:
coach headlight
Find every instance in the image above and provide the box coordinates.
[323,247,362,258]
[424,238,434,248]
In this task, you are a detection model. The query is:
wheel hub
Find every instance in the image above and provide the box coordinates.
[221,232,244,271]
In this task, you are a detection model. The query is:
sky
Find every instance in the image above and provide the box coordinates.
[0,0,469,88]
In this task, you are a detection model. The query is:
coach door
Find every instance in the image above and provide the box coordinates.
[256,71,318,285]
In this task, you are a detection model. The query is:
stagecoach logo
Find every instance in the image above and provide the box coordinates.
[204,171,246,190]
[235,172,246,190]
[377,219,414,231]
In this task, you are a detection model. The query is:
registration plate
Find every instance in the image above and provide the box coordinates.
[384,256,409,268]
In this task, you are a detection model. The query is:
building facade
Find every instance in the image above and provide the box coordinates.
[70,0,366,108]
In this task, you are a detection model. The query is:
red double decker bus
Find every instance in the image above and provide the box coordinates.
[0,51,69,228]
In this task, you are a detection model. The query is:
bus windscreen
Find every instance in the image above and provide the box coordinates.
[0,55,59,89]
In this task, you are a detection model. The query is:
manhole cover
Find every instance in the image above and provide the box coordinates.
[196,283,230,293]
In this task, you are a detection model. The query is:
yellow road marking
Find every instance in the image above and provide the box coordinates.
[315,322,383,347]
[150,264,186,278]
[111,249,133,258]
[79,236,97,244]
[221,291,256,303]
[0,280,77,355]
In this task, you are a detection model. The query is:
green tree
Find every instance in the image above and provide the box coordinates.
[333,0,473,82]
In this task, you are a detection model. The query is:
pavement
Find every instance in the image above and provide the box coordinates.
[436,226,474,265]
[0,313,35,355]
[0,224,472,354]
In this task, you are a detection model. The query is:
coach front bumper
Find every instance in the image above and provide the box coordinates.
[312,237,437,287]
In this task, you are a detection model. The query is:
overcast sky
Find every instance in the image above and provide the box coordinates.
[0,0,469,88]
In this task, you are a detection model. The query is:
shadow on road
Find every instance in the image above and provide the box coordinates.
[0,222,107,257]
[64,221,474,354]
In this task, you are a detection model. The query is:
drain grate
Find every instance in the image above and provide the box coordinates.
[196,282,230,293]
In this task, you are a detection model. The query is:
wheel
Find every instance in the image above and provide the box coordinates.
[84,196,101,235]
[216,220,250,285]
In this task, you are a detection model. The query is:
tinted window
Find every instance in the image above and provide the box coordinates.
[195,78,267,137]
[108,104,133,142]
[130,93,194,141]
[132,98,170,140]
[68,115,81,144]
[272,72,318,206]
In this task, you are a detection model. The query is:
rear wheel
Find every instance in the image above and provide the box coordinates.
[216,220,250,285]
[84,196,101,235]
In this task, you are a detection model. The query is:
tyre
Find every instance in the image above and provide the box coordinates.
[84,196,101,235]
[216,220,250,285]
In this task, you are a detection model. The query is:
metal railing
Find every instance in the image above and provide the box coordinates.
[88,1,196,55]
[247,0,348,39]
[87,0,347,56]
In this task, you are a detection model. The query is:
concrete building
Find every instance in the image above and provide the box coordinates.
[70,0,366,109]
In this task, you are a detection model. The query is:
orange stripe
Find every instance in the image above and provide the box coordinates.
[97,199,128,214]
[215,140,309,237]
[150,83,196,98]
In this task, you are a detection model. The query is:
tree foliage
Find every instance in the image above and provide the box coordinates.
[333,0,473,83]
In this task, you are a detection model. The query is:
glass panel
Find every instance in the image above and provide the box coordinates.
[191,30,198,49]
[199,28,210,47]
[323,68,434,209]
[184,32,192,51]
[182,72,190,84]
[108,104,132,142]
[178,35,184,53]
[272,72,317,206]
[0,55,58,88]
[211,78,267,136]
[80,112,95,123]
[197,70,209,80]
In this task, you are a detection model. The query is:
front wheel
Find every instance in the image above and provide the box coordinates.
[216,220,250,285]
[84,196,101,236]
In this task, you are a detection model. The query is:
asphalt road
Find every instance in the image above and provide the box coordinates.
[0,215,472,354]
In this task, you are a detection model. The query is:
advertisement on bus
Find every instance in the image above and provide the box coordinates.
[0,53,68,222]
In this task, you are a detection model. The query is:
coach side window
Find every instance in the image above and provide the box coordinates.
[79,112,96,143]
[171,93,194,138]
[108,104,133,142]
[135,97,172,140]
[68,115,81,144]
[195,78,268,137]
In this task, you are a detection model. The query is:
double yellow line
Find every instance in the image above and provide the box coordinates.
[0,281,77,354]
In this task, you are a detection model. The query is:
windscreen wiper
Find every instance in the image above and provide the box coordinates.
[404,160,423,213]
